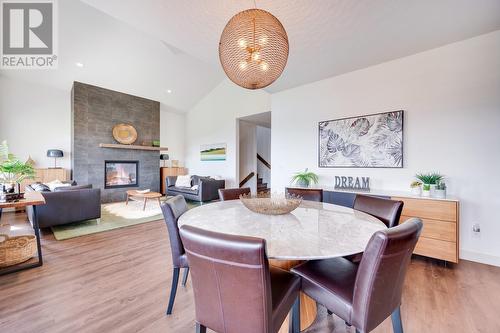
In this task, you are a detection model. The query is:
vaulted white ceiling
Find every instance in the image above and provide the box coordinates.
[81,0,500,93]
[2,0,500,112]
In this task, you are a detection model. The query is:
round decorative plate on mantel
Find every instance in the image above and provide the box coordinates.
[112,124,138,145]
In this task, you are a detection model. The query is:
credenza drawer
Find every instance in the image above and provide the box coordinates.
[400,215,456,242]
[414,237,457,263]
[393,197,457,222]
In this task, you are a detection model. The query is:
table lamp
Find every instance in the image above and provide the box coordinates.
[47,149,63,168]
[160,154,169,167]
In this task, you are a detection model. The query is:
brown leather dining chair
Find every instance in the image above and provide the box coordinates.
[353,195,404,228]
[285,187,323,202]
[218,187,251,201]
[179,225,302,333]
[160,195,190,315]
[345,195,405,263]
[292,218,423,333]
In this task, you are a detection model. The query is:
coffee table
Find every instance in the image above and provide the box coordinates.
[126,190,162,211]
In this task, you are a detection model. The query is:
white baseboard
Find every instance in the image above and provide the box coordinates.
[460,250,500,267]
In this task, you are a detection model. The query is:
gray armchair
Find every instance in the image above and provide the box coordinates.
[26,184,101,228]
[166,175,225,202]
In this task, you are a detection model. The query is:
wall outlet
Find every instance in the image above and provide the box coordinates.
[472,223,481,233]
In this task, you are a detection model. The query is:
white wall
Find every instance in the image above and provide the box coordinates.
[256,126,271,188]
[0,77,186,173]
[239,121,257,193]
[185,79,271,188]
[0,76,71,168]
[271,30,500,265]
[160,106,185,165]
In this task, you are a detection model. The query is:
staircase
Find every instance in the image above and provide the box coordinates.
[257,174,270,193]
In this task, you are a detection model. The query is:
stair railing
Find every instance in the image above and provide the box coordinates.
[239,172,255,188]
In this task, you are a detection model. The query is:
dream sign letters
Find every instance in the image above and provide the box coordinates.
[334,176,370,191]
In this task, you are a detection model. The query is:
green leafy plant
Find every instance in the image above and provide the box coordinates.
[422,184,431,191]
[0,141,35,184]
[410,181,422,188]
[415,172,443,185]
[290,168,319,187]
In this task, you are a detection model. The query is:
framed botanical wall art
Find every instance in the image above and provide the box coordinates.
[318,110,404,168]
[200,143,227,161]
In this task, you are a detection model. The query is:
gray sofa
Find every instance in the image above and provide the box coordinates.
[26,184,101,228]
[166,175,225,202]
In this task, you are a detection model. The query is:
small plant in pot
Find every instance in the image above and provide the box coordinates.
[410,181,422,196]
[434,181,447,199]
[421,184,431,197]
[415,172,443,197]
[290,168,319,188]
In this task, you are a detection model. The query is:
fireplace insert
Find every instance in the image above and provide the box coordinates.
[105,160,139,189]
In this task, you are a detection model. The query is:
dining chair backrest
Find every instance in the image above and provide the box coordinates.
[352,218,423,332]
[218,187,251,201]
[353,195,404,228]
[160,195,189,268]
[179,225,274,333]
[285,187,323,202]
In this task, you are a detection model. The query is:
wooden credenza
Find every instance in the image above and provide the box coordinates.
[322,188,460,264]
[20,168,70,191]
[160,167,188,195]
[393,196,459,263]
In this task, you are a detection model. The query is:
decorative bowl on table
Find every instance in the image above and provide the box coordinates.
[239,192,302,215]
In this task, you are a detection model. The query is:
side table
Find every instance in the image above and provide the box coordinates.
[0,191,46,276]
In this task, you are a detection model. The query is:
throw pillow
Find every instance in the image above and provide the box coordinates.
[175,175,192,188]
[44,180,71,192]
[32,183,50,192]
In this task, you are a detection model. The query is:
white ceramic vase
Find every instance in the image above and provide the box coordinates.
[429,184,437,196]
[434,189,446,199]
[411,187,422,196]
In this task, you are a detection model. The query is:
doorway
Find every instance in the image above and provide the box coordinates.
[237,112,271,194]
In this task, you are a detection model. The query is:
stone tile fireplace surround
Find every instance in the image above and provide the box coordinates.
[71,82,160,203]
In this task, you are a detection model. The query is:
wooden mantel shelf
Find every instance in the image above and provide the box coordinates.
[99,143,168,151]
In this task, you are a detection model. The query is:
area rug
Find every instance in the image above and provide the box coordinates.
[51,198,202,240]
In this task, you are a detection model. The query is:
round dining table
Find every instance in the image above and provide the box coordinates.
[178,199,387,332]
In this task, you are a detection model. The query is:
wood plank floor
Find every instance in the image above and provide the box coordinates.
[1,210,499,333]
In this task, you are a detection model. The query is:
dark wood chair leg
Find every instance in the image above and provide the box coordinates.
[289,296,300,333]
[166,267,180,315]
[391,306,404,333]
[182,267,190,287]
[195,323,207,333]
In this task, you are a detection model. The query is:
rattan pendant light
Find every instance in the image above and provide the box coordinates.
[219,7,289,90]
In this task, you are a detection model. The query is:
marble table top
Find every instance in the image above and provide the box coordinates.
[178,200,386,260]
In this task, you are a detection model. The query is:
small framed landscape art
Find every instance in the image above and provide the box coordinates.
[200,143,227,161]
[318,110,404,168]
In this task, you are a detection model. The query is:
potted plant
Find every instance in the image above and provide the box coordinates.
[410,181,422,196]
[290,168,319,188]
[415,172,443,196]
[421,184,431,197]
[0,141,35,194]
[434,181,447,199]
